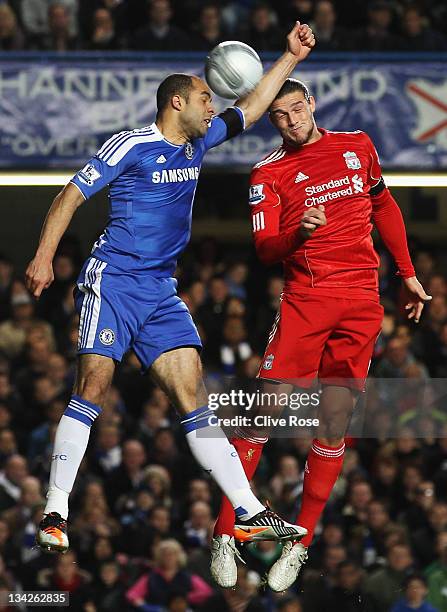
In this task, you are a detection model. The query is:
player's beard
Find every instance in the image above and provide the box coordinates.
[284,122,314,147]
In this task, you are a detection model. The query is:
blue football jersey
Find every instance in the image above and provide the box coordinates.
[71,107,245,276]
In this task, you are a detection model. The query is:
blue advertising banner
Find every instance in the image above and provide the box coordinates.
[0,58,446,169]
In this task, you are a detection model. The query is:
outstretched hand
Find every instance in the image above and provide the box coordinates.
[287,21,316,62]
[403,276,432,323]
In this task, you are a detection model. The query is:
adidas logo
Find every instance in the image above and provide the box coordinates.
[156,154,167,164]
[295,171,309,183]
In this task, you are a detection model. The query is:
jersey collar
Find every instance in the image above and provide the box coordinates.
[283,127,327,153]
[150,122,182,148]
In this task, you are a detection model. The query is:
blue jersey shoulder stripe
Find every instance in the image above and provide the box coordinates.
[105,132,163,166]
[97,130,128,158]
[101,129,157,162]
[98,127,155,161]
[98,126,155,161]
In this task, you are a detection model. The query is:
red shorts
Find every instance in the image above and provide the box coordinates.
[258,291,383,390]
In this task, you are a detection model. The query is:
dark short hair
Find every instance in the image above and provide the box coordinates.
[156,73,194,116]
[272,78,311,105]
[404,572,427,589]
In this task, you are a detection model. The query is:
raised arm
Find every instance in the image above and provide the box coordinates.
[236,21,315,129]
[25,183,85,298]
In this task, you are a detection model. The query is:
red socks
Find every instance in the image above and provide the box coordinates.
[213,436,344,545]
[213,437,265,536]
[296,439,345,548]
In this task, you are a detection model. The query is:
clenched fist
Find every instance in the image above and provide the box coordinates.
[299,205,326,240]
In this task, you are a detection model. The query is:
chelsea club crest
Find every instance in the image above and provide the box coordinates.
[185,142,194,160]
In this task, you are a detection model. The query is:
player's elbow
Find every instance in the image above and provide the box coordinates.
[56,183,86,210]
[235,99,260,130]
[256,246,278,266]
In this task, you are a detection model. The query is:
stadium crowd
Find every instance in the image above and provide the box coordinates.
[0,231,445,611]
[0,0,446,52]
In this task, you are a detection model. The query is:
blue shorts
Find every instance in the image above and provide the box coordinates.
[74,256,202,370]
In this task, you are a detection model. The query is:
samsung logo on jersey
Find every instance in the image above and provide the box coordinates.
[152,167,200,183]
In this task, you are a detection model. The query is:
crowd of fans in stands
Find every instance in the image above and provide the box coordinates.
[0,233,445,611]
[0,0,446,52]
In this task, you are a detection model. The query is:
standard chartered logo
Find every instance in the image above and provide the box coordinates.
[304,173,364,206]
[352,173,364,193]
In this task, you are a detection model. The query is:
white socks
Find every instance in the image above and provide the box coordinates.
[181,407,265,520]
[44,396,101,520]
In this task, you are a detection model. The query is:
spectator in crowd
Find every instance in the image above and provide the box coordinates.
[0,289,51,361]
[20,0,78,39]
[400,5,447,51]
[183,500,213,550]
[105,439,147,511]
[136,400,170,447]
[239,2,283,52]
[310,0,347,50]
[349,0,401,51]
[398,477,435,527]
[0,430,17,466]
[365,543,415,611]
[0,3,24,50]
[88,7,119,50]
[37,549,92,608]
[413,295,447,376]
[414,251,435,286]
[0,454,28,513]
[219,315,253,375]
[197,275,229,360]
[391,573,439,612]
[1,476,43,534]
[86,560,125,610]
[277,0,314,30]
[425,531,447,612]
[0,256,13,323]
[36,253,76,324]
[133,0,190,51]
[142,464,172,508]
[357,499,398,568]
[342,480,374,538]
[413,503,447,567]
[27,3,79,51]
[225,262,248,301]
[90,422,122,478]
[202,563,265,611]
[126,539,213,609]
[375,335,428,379]
[327,560,375,611]
[190,3,227,51]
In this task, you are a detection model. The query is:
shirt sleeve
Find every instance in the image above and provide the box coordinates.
[250,164,303,266]
[365,134,415,278]
[363,132,386,196]
[70,132,141,200]
[203,106,245,151]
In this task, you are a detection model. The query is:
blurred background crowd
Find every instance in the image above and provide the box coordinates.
[0,0,447,53]
[0,0,446,611]
[0,230,445,611]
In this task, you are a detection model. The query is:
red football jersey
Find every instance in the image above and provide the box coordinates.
[249,128,413,297]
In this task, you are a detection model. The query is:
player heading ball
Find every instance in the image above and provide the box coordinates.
[25,25,315,558]
[211,78,432,591]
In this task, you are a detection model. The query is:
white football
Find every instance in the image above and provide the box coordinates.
[205,41,263,100]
